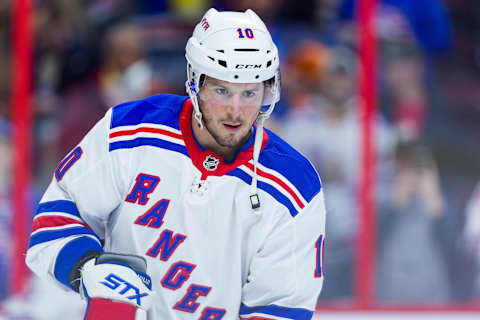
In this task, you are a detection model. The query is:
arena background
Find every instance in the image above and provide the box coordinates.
[2,0,480,319]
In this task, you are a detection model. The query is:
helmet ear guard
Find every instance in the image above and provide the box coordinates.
[185,63,204,128]
[259,70,280,116]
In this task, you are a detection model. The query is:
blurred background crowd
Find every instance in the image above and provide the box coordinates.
[1,0,480,318]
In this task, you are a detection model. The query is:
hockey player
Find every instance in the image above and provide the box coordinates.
[26,8,326,320]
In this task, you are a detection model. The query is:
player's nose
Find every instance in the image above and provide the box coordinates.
[225,95,242,117]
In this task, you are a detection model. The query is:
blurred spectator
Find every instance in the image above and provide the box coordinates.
[32,0,95,190]
[280,42,397,299]
[58,22,170,156]
[461,181,480,298]
[338,0,452,53]
[377,142,450,302]
[35,0,74,92]
[337,0,453,142]
[282,40,331,116]
[98,24,151,107]
[84,0,136,29]
[382,48,428,141]
[270,40,330,128]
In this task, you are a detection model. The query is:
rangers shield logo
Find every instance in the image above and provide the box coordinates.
[203,155,219,171]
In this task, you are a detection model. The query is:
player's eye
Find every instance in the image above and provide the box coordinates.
[214,87,228,95]
[243,90,256,98]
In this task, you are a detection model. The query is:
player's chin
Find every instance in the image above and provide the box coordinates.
[218,132,246,148]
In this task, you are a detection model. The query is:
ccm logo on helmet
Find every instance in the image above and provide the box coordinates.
[235,64,262,69]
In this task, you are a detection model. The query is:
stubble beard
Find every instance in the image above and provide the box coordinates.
[203,115,252,149]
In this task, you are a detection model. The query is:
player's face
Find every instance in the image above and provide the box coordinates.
[198,77,263,150]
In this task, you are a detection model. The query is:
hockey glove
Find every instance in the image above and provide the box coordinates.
[79,252,154,320]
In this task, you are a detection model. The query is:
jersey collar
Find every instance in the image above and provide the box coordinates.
[180,98,268,179]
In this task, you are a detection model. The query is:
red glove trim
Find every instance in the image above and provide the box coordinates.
[85,298,137,320]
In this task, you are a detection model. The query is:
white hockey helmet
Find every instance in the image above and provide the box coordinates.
[185,8,280,127]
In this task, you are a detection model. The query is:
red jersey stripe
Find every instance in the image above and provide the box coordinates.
[32,216,89,233]
[244,162,305,209]
[109,127,183,140]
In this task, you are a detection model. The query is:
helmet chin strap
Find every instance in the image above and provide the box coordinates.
[249,113,266,214]
[249,82,279,214]
[194,108,203,129]
[185,79,204,129]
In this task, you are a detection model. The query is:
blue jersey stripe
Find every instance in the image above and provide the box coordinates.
[258,181,298,216]
[29,227,101,249]
[109,138,189,157]
[226,168,252,184]
[239,303,313,320]
[261,128,322,203]
[36,200,81,218]
[54,236,103,290]
[110,94,186,129]
[227,168,299,216]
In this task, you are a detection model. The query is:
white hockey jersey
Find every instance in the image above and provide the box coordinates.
[26,94,326,320]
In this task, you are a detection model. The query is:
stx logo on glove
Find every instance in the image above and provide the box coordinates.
[101,273,149,306]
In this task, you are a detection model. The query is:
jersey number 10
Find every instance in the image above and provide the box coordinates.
[315,235,325,278]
